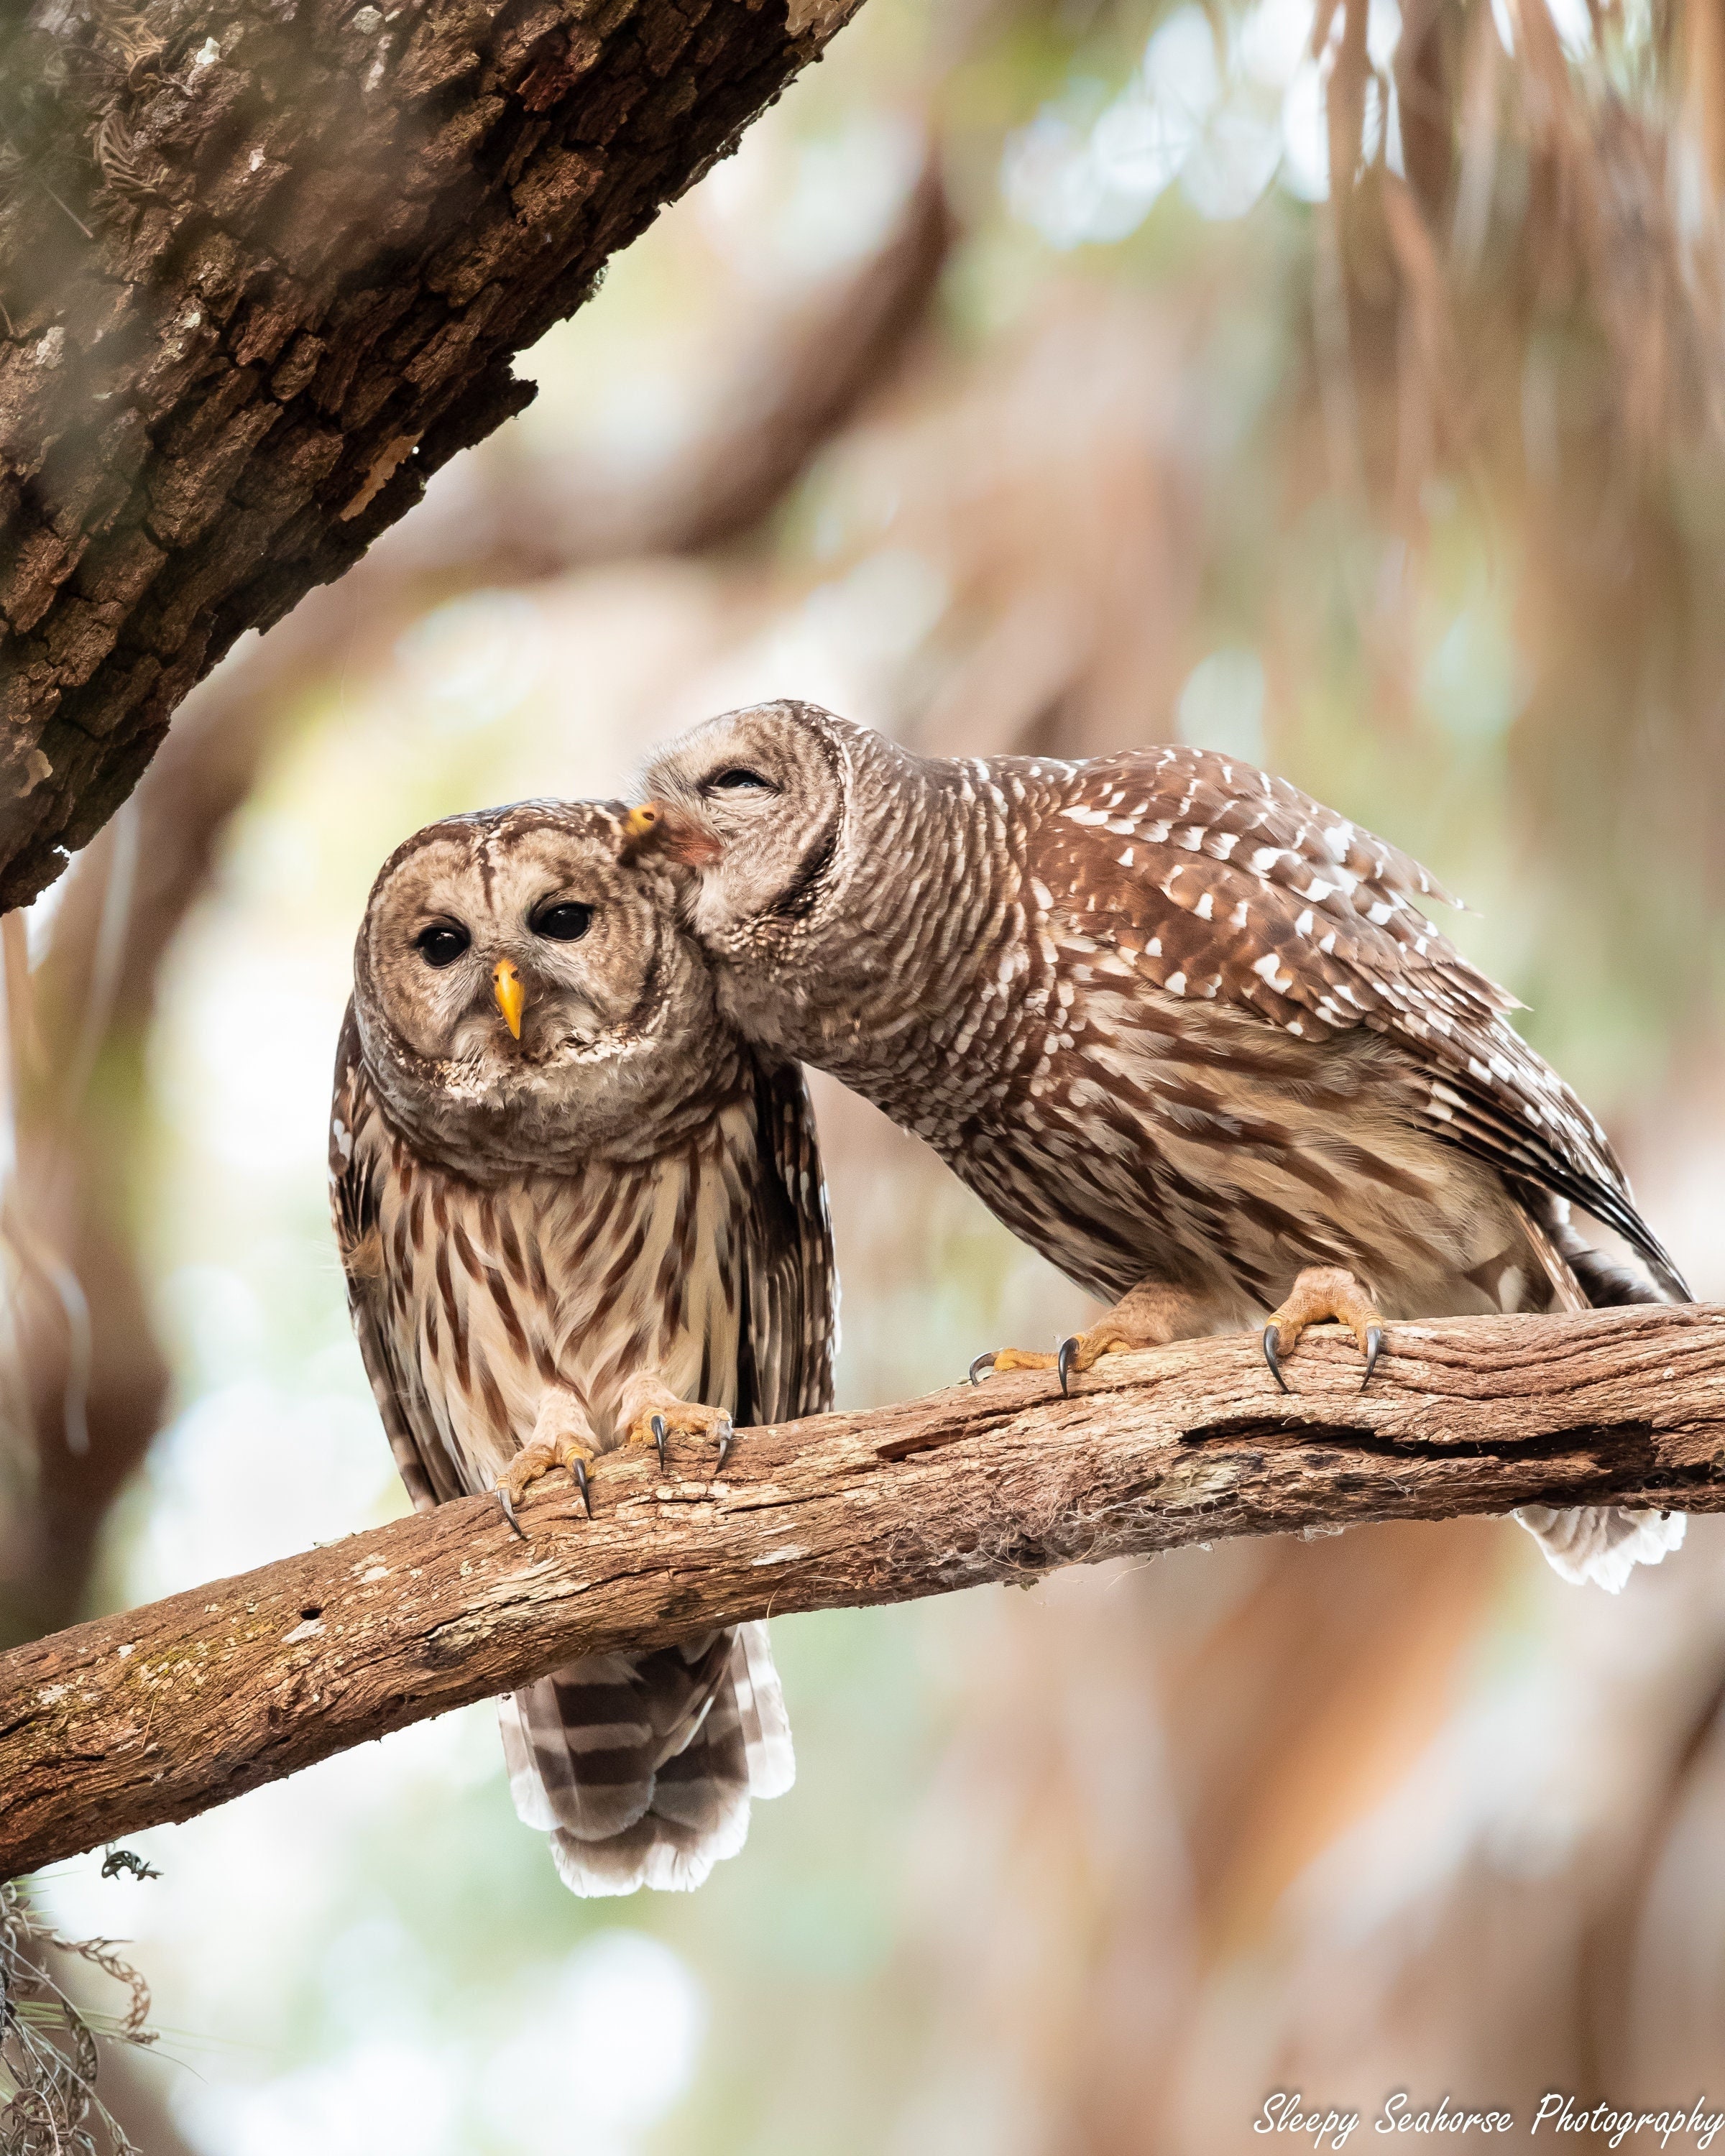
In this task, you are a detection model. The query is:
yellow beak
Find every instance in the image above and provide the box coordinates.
[492,959,525,1040]
[624,798,724,867]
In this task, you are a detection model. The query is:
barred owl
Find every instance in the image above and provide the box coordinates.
[640,703,1687,1594]
[330,800,835,1893]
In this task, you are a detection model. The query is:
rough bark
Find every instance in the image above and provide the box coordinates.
[0,0,864,911]
[2,1303,1722,1881]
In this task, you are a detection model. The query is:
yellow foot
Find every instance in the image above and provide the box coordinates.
[497,1431,597,1533]
[624,1395,735,1475]
[1262,1266,1386,1396]
[969,1324,1137,1399]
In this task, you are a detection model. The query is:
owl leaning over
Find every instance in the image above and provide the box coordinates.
[640,701,1688,1595]
[330,799,836,1894]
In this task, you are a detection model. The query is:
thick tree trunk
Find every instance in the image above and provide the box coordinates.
[2,1304,1723,1881]
[0,0,860,909]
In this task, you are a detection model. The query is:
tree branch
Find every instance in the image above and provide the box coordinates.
[0,0,870,910]
[4,1304,1722,1881]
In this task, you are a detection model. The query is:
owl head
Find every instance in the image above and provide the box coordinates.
[352,800,724,1176]
[638,701,907,976]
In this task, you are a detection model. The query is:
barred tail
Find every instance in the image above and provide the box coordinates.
[1512,1501,1686,1593]
[497,1621,794,1897]
[1512,1192,1689,1593]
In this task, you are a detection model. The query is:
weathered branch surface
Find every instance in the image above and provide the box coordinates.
[4,1304,1723,1879]
[0,0,862,909]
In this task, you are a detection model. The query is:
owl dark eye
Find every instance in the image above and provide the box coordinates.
[704,768,774,793]
[532,900,594,942]
[415,920,470,968]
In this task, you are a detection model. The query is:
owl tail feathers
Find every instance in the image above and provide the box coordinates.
[1513,1504,1687,1593]
[497,1621,794,1897]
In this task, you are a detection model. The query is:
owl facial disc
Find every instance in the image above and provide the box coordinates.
[351,798,724,1176]
[636,700,850,953]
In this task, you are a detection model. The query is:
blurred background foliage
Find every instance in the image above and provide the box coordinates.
[6,0,1725,2145]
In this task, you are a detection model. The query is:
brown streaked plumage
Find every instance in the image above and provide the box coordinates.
[642,701,1686,1593]
[331,800,835,1893]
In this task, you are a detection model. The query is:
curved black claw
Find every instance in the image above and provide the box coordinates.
[495,1485,527,1541]
[651,1414,668,1473]
[715,1418,733,1473]
[571,1457,592,1519]
[969,1352,997,1386]
[1057,1337,1080,1399]
[1361,1324,1385,1392]
[1262,1324,1291,1395]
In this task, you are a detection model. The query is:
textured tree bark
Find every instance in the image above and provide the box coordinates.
[2,1303,1723,1879]
[0,0,863,911]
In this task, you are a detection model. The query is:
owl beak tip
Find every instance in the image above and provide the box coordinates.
[623,799,722,868]
[492,958,525,1039]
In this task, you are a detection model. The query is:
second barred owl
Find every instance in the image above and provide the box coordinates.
[640,703,1686,1594]
[331,800,835,1893]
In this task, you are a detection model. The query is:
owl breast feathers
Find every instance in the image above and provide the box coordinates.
[332,798,836,1894]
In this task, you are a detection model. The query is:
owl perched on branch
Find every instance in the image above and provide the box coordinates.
[331,801,835,1893]
[641,702,1688,1594]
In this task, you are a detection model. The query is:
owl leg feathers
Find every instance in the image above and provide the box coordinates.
[1262,1266,1385,1394]
[619,1373,735,1475]
[970,1279,1212,1397]
[497,1386,599,1533]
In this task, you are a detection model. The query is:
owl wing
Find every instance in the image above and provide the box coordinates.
[328,1003,461,1512]
[1029,744,1687,1294]
[734,1055,838,1428]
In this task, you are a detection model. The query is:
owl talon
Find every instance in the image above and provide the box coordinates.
[969,1332,1125,1391]
[624,1393,732,1473]
[1261,1267,1384,1393]
[500,1424,597,1520]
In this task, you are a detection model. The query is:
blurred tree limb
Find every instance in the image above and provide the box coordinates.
[2,1302,1722,1879]
[180,141,952,677]
[0,0,873,912]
